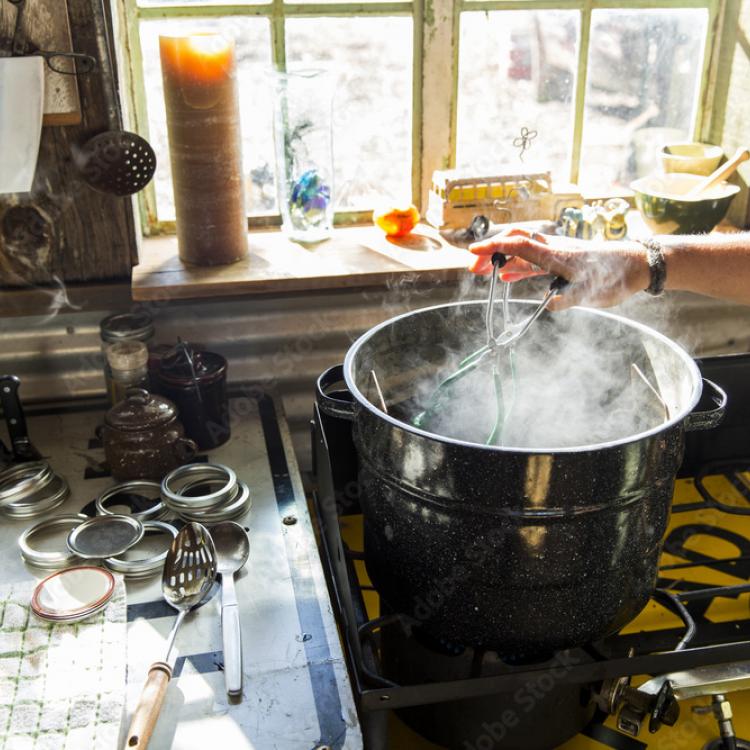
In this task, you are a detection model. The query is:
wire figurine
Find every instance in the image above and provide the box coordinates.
[513,126,538,162]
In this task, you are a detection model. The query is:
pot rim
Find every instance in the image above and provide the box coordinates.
[343,300,703,454]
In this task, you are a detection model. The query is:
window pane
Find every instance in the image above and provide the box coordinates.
[290,0,403,4]
[140,17,275,221]
[579,9,708,193]
[286,17,413,210]
[456,11,578,180]
[138,0,270,7]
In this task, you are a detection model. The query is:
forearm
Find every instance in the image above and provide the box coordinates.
[659,232,750,305]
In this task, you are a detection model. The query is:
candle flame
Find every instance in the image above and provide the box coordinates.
[159,33,236,98]
[186,34,232,59]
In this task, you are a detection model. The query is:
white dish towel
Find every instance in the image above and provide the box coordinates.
[0,577,127,750]
[0,57,44,194]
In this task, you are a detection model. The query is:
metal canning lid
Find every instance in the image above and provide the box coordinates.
[100,311,155,343]
[4,473,64,508]
[161,464,237,511]
[96,480,166,521]
[31,566,116,622]
[19,514,88,569]
[179,480,252,523]
[3,476,69,520]
[103,520,178,577]
[67,514,144,559]
[165,474,241,518]
[0,462,54,506]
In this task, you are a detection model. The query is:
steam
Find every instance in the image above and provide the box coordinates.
[359,270,686,450]
[35,275,83,324]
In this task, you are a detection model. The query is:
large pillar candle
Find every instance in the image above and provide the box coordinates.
[159,34,248,266]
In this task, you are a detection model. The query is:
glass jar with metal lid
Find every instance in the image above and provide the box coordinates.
[100,311,155,345]
[100,311,155,404]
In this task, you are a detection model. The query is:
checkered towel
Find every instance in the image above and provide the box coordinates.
[0,577,127,750]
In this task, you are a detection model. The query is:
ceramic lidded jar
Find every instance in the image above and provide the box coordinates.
[99,388,197,481]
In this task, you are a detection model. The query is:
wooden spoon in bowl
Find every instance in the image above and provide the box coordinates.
[686,147,750,198]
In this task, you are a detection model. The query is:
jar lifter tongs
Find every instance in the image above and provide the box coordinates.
[413,254,567,443]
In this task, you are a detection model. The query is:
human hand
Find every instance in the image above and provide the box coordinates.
[468,228,650,311]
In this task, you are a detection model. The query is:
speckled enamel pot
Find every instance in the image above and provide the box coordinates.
[99,389,198,482]
[325,301,726,654]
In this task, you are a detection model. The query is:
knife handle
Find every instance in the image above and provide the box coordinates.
[0,376,29,447]
[125,661,172,749]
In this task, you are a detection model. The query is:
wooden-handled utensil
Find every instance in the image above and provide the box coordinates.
[125,522,217,749]
[686,147,750,198]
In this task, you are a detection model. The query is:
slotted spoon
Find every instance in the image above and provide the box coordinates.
[125,522,217,749]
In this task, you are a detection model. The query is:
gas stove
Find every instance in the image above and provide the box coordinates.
[311,353,750,750]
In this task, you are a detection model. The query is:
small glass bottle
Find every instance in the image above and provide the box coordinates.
[105,341,149,406]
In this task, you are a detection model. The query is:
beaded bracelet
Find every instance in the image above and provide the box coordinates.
[638,238,667,296]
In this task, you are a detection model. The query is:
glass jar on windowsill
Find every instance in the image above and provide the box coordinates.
[271,67,335,243]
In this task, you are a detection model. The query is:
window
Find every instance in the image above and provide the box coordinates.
[118,0,722,236]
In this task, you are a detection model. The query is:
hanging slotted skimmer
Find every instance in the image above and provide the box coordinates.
[412,253,567,445]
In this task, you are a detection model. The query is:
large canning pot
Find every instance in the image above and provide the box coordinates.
[318,300,726,655]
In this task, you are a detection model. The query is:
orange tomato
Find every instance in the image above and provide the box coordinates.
[373,204,420,237]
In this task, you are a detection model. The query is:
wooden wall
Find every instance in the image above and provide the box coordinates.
[0,0,137,288]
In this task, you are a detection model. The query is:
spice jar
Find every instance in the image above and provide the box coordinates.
[98,388,198,481]
[105,341,149,406]
[154,343,230,450]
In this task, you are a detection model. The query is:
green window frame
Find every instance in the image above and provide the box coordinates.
[116,0,725,237]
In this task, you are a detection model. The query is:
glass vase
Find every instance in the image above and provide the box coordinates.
[272,67,335,243]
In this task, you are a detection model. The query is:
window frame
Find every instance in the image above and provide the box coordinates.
[116,0,725,237]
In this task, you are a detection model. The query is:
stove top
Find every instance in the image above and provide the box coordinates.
[0,391,361,749]
[311,353,750,750]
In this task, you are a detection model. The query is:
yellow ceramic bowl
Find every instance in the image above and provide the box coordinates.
[659,142,724,176]
[631,173,739,234]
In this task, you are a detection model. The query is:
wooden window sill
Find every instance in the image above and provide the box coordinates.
[131,224,474,302]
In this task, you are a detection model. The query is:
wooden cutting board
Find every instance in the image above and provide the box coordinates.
[0,0,82,125]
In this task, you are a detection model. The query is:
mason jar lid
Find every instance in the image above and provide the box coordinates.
[100,311,155,343]
[67,514,144,558]
[104,388,178,431]
[156,342,227,387]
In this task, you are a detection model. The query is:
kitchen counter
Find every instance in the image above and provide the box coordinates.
[0,392,362,749]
